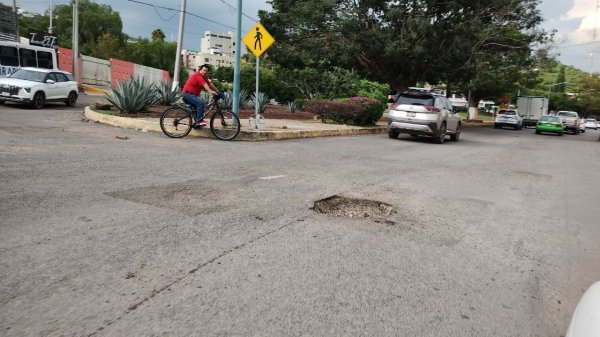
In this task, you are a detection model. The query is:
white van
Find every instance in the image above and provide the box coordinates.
[0,41,58,77]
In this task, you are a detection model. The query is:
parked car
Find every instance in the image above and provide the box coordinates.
[556,111,581,135]
[494,109,523,130]
[585,119,598,130]
[0,67,78,109]
[387,90,461,144]
[448,93,468,111]
[535,115,564,136]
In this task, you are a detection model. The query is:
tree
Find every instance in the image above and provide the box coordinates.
[151,29,165,42]
[95,33,124,59]
[260,0,551,97]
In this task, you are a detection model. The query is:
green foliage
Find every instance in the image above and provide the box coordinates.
[248,92,271,113]
[356,80,390,103]
[293,98,305,109]
[305,99,364,124]
[346,96,385,126]
[154,80,179,106]
[105,77,156,113]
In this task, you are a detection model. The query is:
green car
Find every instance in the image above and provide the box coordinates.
[535,115,564,136]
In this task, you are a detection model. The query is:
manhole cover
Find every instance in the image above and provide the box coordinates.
[312,195,394,219]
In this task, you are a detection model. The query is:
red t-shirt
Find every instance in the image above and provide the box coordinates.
[182,72,209,95]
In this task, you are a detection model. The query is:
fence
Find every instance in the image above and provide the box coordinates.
[57,47,171,88]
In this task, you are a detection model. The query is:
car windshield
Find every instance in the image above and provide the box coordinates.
[557,111,577,118]
[397,94,435,106]
[499,110,517,115]
[9,69,46,82]
[540,116,561,123]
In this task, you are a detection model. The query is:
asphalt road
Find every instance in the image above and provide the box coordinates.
[1,96,600,337]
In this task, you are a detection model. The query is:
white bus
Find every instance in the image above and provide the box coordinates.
[0,41,58,77]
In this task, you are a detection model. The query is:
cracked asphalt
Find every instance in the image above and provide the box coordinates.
[1,96,600,336]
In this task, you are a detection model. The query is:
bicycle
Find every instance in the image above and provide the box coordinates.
[159,94,241,141]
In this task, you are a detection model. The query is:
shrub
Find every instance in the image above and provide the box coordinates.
[346,96,385,125]
[293,98,305,109]
[305,99,363,124]
[105,76,157,114]
[285,101,297,113]
[154,80,179,105]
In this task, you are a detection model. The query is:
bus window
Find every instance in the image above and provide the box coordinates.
[19,48,37,67]
[37,51,53,69]
[0,46,19,66]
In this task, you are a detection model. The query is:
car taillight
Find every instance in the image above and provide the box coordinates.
[425,105,440,112]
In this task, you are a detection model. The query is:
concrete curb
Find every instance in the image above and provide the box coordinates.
[84,107,388,141]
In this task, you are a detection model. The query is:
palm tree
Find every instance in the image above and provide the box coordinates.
[151,29,165,42]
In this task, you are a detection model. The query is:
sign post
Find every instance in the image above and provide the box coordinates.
[243,23,274,129]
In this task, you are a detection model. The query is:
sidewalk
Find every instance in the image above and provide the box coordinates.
[84,107,388,141]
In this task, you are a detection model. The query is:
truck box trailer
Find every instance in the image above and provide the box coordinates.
[517,96,549,127]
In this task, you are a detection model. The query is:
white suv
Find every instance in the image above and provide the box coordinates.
[387,90,461,144]
[0,67,78,109]
[494,109,522,130]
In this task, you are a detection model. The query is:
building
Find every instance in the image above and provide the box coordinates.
[181,31,246,73]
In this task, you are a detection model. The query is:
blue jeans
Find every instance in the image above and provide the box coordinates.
[181,92,205,123]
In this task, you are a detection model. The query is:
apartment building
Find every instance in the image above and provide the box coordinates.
[182,31,246,72]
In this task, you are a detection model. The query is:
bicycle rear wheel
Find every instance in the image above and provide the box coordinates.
[210,109,241,140]
[160,107,193,138]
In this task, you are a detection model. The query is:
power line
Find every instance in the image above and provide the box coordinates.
[127,0,235,29]
[219,0,258,22]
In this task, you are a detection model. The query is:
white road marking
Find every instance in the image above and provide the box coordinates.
[258,175,286,180]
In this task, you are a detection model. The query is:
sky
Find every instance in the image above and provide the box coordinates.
[8,0,600,74]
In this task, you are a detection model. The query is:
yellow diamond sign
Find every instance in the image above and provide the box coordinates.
[243,23,275,57]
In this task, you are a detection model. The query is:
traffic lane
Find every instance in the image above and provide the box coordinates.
[1,113,599,336]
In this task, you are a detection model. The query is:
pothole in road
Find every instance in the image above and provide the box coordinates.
[312,195,394,219]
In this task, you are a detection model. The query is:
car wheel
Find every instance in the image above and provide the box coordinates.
[65,92,78,107]
[559,131,564,136]
[573,129,578,135]
[494,124,499,129]
[450,125,461,141]
[388,129,399,139]
[0,100,4,104]
[32,92,45,109]
[535,129,541,134]
[434,124,446,144]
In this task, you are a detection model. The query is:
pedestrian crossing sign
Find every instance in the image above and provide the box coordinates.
[243,23,275,57]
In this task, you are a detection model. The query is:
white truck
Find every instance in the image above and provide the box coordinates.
[517,96,548,128]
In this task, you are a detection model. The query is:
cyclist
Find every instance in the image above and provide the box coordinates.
[181,64,221,127]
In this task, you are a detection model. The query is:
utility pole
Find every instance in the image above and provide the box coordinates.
[172,0,186,91]
[232,0,242,116]
[72,0,79,84]
[49,0,53,33]
[12,0,19,41]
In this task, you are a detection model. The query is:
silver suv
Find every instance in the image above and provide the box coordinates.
[387,91,461,144]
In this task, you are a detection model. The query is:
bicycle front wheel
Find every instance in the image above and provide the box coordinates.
[210,109,241,141]
[160,107,193,138]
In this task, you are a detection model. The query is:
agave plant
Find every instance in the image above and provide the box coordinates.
[219,90,233,110]
[284,101,297,113]
[154,80,179,105]
[105,76,157,114]
[247,91,270,113]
